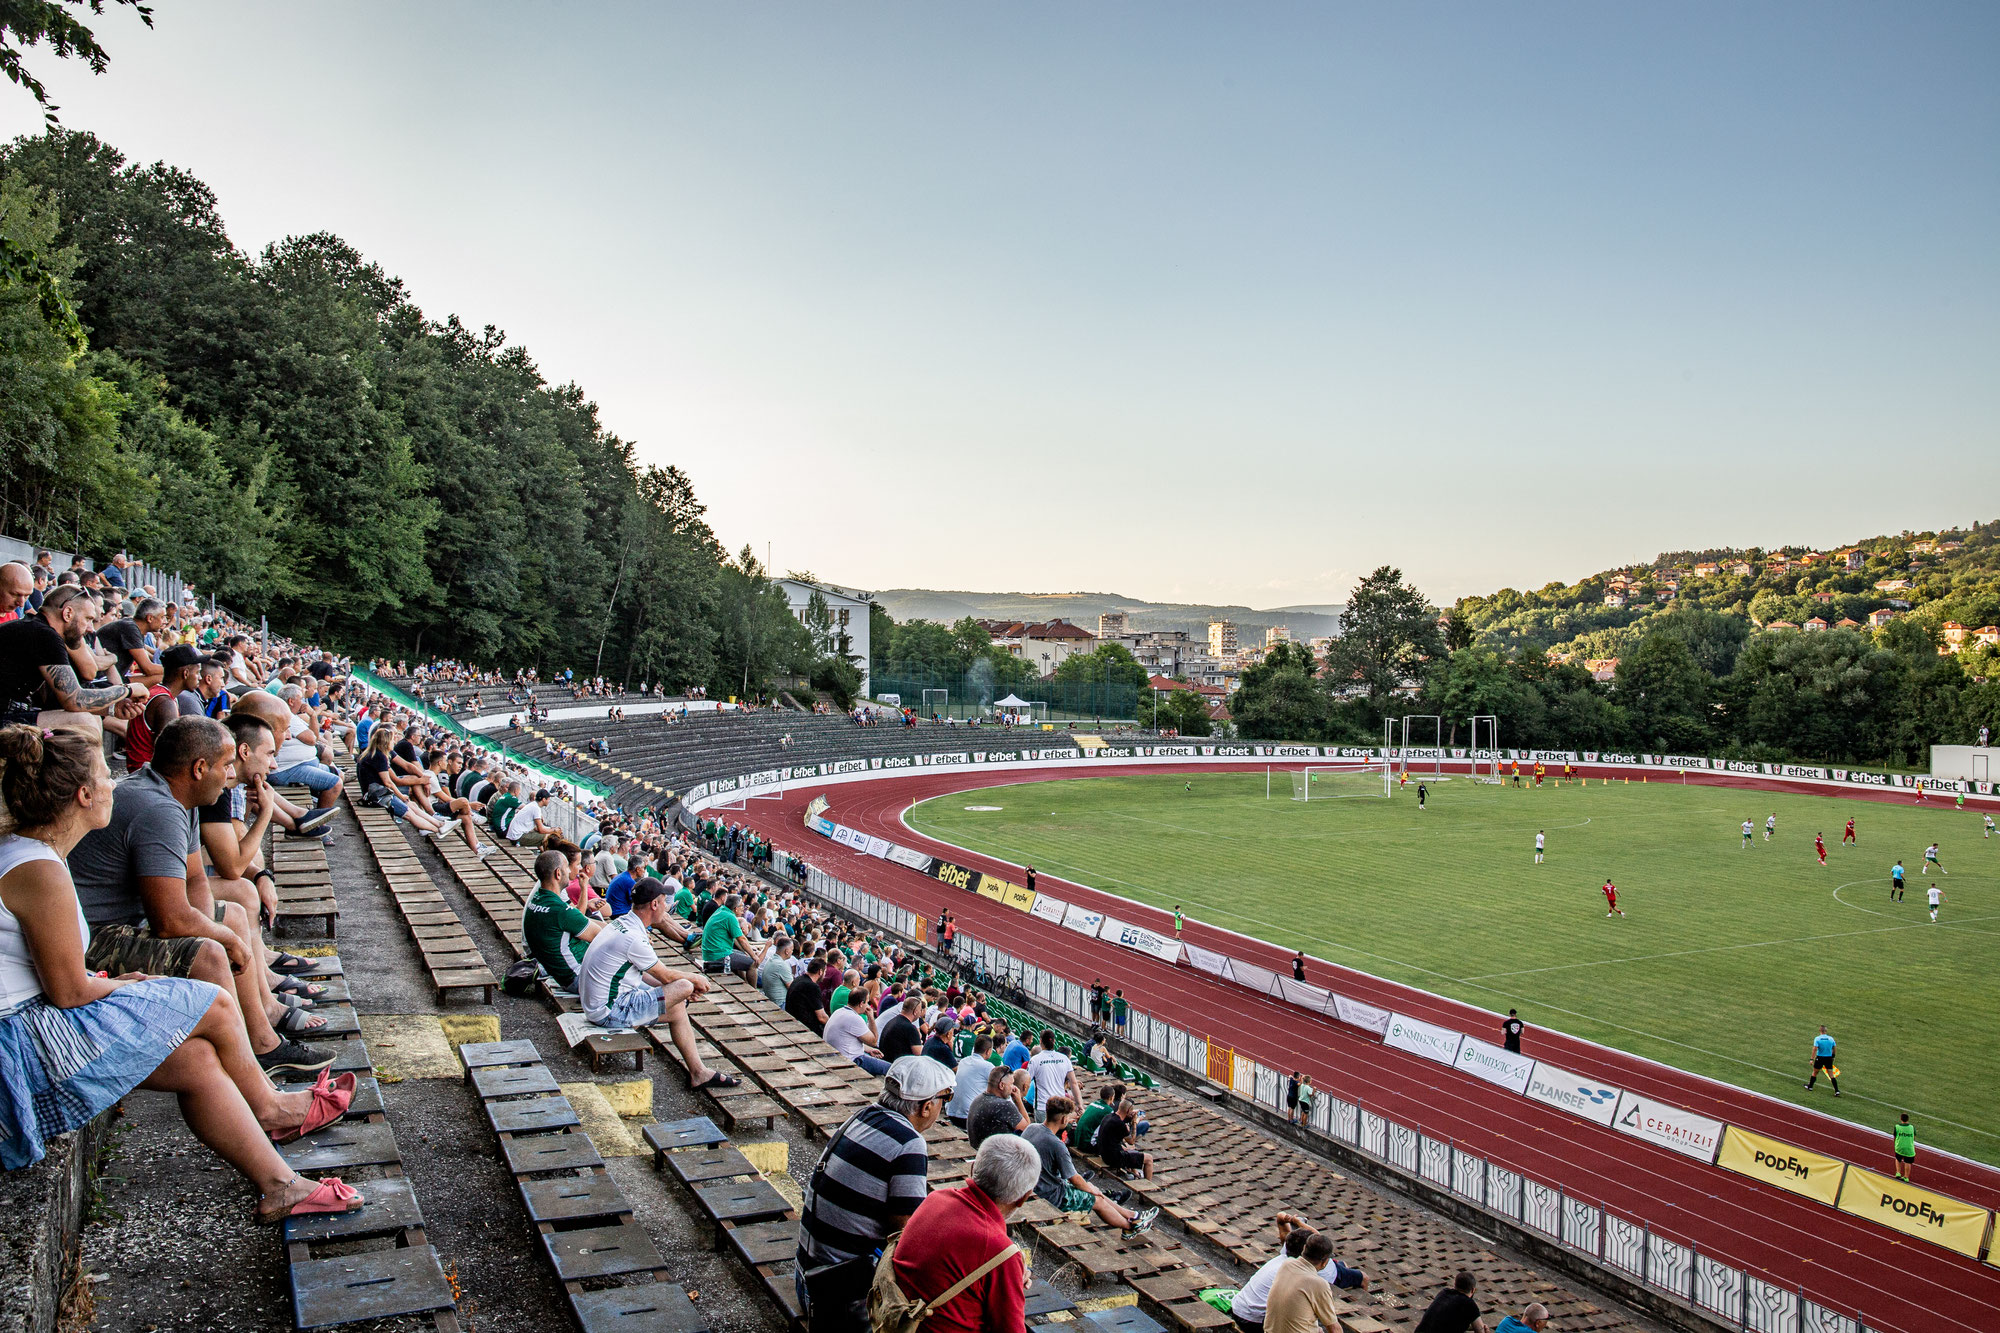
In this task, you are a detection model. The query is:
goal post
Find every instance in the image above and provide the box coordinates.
[921,688,949,719]
[1469,715,1502,783]
[1290,764,1392,800]
[1399,715,1445,782]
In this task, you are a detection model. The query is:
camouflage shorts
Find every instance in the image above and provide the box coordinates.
[83,925,210,979]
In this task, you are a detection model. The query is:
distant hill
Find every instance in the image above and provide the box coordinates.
[872,589,1345,641]
[1458,518,2000,659]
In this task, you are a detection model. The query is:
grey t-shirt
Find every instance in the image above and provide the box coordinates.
[966,1092,1023,1148]
[176,688,207,717]
[1023,1123,1076,1204]
[69,765,197,928]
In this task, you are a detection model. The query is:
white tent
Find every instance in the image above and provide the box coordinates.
[993,693,1031,708]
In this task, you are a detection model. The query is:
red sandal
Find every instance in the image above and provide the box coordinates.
[256,1176,364,1224]
[271,1072,354,1144]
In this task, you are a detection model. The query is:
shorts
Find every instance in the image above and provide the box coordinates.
[1895,1150,1916,1163]
[83,925,210,979]
[1812,1055,1834,1071]
[587,985,664,1031]
[432,799,455,817]
[271,760,342,794]
[1056,1185,1097,1215]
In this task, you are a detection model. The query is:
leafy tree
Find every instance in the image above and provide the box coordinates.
[1615,634,1712,752]
[1323,566,1442,708]
[867,599,895,683]
[1054,642,1149,690]
[1137,683,1212,736]
[1,0,152,126]
[710,545,809,700]
[1230,641,1330,740]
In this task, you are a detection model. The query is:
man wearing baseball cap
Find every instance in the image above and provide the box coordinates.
[797,1054,953,1331]
[576,881,740,1092]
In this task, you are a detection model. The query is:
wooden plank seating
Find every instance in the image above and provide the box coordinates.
[639,1112,802,1331]
[337,766,496,1005]
[459,1038,710,1333]
[266,810,339,938]
[271,1032,460,1331]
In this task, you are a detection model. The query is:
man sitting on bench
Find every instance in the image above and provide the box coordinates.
[576,881,739,1091]
[523,849,601,995]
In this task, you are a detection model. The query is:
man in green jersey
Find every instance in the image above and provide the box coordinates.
[522,848,601,992]
[700,891,767,984]
[1893,1114,1917,1180]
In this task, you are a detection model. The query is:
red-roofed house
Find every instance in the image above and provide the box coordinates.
[1867,608,1898,628]
[1803,617,1829,632]
[978,618,1097,675]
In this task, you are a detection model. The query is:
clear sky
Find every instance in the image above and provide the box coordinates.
[13,3,1997,605]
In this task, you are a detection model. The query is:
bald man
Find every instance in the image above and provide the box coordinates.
[0,562,31,624]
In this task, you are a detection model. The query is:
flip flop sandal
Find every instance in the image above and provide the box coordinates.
[274,1006,327,1036]
[274,993,318,1011]
[691,1071,741,1091]
[270,1078,354,1144]
[270,953,316,976]
[256,1176,363,1224]
[274,978,328,999]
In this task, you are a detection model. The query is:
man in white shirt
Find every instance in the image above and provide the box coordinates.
[576,883,740,1091]
[824,988,889,1075]
[1025,1030,1078,1120]
[1231,1214,1368,1327]
[591,839,622,891]
[269,684,342,809]
[507,790,554,846]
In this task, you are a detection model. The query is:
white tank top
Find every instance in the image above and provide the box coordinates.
[0,835,91,1013]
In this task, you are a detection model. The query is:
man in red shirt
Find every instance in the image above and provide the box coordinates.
[889,1134,1036,1331]
[1601,880,1625,918]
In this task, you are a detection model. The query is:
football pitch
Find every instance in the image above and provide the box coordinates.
[906,772,2000,1162]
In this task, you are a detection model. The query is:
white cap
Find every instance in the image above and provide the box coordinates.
[885,1055,955,1102]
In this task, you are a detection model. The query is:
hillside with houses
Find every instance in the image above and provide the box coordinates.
[1456,519,2000,678]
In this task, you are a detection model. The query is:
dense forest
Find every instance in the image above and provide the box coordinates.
[1231,543,2000,767]
[0,130,836,699]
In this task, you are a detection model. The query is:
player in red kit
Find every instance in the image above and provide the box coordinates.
[1842,818,1856,846]
[1815,832,1827,866]
[1601,880,1625,917]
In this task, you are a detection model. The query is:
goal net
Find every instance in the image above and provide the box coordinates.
[922,688,949,719]
[1291,764,1391,801]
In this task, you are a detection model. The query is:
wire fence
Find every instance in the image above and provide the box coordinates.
[872,664,1141,721]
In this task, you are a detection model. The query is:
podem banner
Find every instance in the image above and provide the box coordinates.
[1384,1014,1465,1067]
[1611,1092,1724,1163]
[1522,1062,1624,1128]
[1452,1035,1535,1094]
[1099,917,1183,963]
[974,877,1005,902]
[1029,894,1068,925]
[997,881,1036,912]
[1061,903,1105,937]
[1836,1167,1991,1258]
[1715,1126,1846,1206]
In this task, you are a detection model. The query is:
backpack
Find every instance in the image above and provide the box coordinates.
[866,1229,1021,1333]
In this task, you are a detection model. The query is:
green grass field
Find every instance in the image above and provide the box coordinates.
[907,772,2000,1161]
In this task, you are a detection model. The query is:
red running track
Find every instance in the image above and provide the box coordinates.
[732,762,2000,1333]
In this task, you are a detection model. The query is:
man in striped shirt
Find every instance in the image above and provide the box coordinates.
[797,1056,954,1330]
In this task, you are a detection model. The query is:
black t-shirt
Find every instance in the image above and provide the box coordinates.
[197,790,236,826]
[878,1014,923,1062]
[0,617,70,713]
[307,661,334,680]
[393,738,422,768]
[97,617,146,679]
[1502,1018,1524,1050]
[1095,1112,1133,1161]
[1413,1289,1482,1333]
[784,974,827,1035]
[358,751,394,792]
[921,1034,958,1070]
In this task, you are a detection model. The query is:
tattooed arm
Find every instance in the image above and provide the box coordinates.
[41,663,142,715]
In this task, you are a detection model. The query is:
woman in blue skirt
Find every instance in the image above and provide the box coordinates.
[0,726,360,1223]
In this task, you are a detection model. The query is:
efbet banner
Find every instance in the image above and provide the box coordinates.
[1715,1126,1845,1205]
[1836,1168,1991,1258]
[930,859,979,893]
